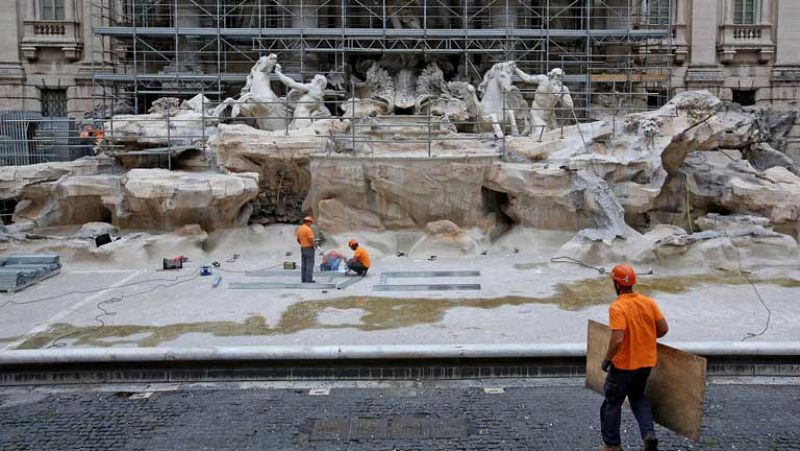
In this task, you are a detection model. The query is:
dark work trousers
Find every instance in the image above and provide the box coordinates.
[601,366,655,446]
[301,247,315,283]
[347,260,369,276]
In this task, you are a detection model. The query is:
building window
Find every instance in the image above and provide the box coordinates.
[39,0,65,20]
[647,0,671,26]
[41,89,68,117]
[734,0,759,25]
[732,89,756,106]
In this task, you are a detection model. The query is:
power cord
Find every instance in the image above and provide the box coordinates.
[48,269,201,348]
[549,256,607,274]
[0,271,202,312]
[214,262,284,274]
[735,246,772,342]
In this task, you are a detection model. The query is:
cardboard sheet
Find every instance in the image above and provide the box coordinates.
[586,320,707,442]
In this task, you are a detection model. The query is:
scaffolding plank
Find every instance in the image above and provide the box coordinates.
[590,73,670,83]
[93,26,669,40]
[381,271,481,278]
[336,277,365,290]
[373,284,481,292]
[245,270,349,278]
[229,282,336,290]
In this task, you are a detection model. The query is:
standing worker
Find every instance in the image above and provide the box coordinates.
[600,263,669,451]
[296,216,316,283]
[346,239,370,276]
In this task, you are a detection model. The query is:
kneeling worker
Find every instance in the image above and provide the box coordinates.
[296,216,316,283]
[347,239,370,276]
[600,263,669,451]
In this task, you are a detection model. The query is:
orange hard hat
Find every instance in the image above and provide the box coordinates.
[348,239,358,248]
[611,263,637,287]
[303,216,314,223]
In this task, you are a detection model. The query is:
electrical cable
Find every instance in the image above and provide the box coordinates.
[214,262,284,274]
[549,256,607,274]
[48,269,202,348]
[735,245,772,342]
[0,270,202,312]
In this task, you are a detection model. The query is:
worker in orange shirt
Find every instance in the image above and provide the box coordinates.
[296,216,316,283]
[346,239,370,276]
[600,263,669,451]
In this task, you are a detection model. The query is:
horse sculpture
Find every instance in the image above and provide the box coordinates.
[213,54,289,131]
[474,61,529,138]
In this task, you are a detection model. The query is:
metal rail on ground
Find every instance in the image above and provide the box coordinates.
[0,342,798,386]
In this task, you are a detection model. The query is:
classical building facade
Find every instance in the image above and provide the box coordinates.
[671,0,800,112]
[0,0,799,121]
[0,0,94,117]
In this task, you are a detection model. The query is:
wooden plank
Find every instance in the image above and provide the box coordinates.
[590,73,670,82]
[372,284,481,292]
[586,320,707,442]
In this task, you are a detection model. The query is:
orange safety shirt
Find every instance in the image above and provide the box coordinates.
[609,292,665,370]
[296,224,315,248]
[353,247,370,268]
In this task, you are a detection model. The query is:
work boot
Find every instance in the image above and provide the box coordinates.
[643,435,658,451]
[600,445,622,451]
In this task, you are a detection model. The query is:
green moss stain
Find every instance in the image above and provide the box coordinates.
[13,273,799,349]
[0,335,21,345]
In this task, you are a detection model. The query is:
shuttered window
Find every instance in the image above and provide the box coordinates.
[648,0,671,26]
[41,89,68,117]
[734,0,758,25]
[39,0,65,20]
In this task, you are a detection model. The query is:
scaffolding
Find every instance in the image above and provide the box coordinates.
[90,0,673,117]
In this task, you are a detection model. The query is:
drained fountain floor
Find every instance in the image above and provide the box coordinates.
[2,255,798,350]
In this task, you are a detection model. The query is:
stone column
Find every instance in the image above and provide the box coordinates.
[673,0,690,64]
[490,0,517,29]
[773,0,800,78]
[0,0,25,110]
[685,0,724,89]
[290,0,319,28]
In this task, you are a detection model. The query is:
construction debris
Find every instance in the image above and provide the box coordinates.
[0,254,61,293]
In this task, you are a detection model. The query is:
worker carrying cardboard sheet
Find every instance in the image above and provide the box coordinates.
[600,263,669,451]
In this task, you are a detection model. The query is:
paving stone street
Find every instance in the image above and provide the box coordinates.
[1,379,798,450]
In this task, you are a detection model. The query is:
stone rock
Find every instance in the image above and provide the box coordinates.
[425,219,463,236]
[117,169,259,231]
[104,107,217,149]
[209,124,322,224]
[695,213,772,232]
[557,223,798,271]
[77,222,118,238]
[665,151,800,237]
[176,223,205,236]
[744,142,798,175]
[308,155,495,232]
[0,157,115,200]
[0,158,119,230]
[408,227,481,256]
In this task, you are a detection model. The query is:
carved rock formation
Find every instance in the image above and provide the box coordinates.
[0,158,258,233]
[118,169,258,231]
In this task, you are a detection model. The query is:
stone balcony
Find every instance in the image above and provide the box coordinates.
[718,24,774,64]
[20,20,82,61]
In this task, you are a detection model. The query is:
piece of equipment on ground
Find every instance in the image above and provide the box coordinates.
[0,254,61,293]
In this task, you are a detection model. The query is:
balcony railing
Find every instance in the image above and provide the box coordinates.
[32,21,67,36]
[719,24,774,63]
[20,20,82,61]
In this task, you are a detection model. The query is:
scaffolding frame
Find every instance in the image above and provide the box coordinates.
[90,0,673,117]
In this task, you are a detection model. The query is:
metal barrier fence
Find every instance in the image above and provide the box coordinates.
[0,112,99,166]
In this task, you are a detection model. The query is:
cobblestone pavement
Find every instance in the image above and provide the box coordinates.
[1,379,799,450]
